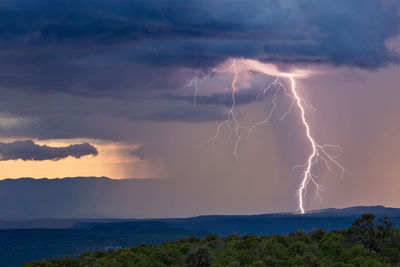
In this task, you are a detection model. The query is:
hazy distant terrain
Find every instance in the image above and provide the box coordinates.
[2,205,400,232]
[1,177,230,220]
[1,206,400,266]
[0,177,173,220]
[3,177,400,221]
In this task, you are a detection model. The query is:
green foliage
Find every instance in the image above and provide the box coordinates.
[348,214,395,252]
[23,214,400,267]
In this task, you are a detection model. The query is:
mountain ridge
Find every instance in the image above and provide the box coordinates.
[0,205,399,230]
[1,176,399,221]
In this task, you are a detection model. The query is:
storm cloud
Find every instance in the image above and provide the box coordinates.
[0,0,398,96]
[0,0,399,164]
[0,140,98,161]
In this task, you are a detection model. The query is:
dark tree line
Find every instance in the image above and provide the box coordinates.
[25,214,400,267]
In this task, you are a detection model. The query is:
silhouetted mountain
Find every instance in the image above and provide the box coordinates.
[1,205,400,230]
[71,206,400,237]
[308,205,400,216]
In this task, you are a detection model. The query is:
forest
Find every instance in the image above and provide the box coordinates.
[24,214,400,267]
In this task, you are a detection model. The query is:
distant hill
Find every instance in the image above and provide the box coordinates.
[1,204,400,230]
[2,206,400,267]
[67,205,400,236]
[1,177,400,221]
[308,205,400,217]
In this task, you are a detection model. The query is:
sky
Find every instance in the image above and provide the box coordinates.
[1,0,400,216]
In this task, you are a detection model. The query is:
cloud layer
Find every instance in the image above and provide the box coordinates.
[0,0,398,96]
[0,0,398,135]
[0,140,98,161]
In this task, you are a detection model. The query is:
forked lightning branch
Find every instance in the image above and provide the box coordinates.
[188,58,348,214]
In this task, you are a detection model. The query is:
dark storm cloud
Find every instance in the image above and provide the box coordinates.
[161,86,279,108]
[0,140,98,161]
[0,0,399,95]
[149,107,225,123]
[0,89,227,140]
[0,0,399,139]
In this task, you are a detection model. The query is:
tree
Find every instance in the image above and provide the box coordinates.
[186,246,212,267]
[348,214,395,252]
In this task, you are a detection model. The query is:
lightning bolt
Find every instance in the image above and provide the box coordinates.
[287,76,349,213]
[187,78,198,110]
[189,59,348,213]
[201,58,248,155]
[289,75,317,214]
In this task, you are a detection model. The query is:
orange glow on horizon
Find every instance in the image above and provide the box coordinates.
[0,138,157,179]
